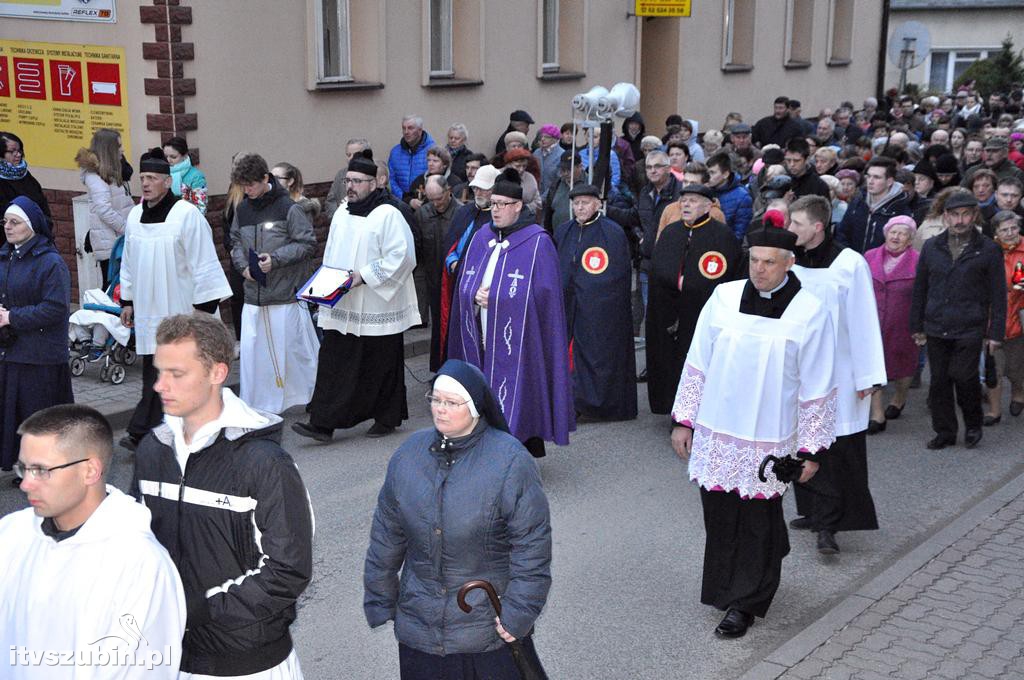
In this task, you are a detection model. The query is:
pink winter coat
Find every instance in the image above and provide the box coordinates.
[865,245,919,380]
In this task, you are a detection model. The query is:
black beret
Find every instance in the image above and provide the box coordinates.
[747,225,798,251]
[568,183,601,199]
[679,183,714,200]
[510,109,534,124]
[347,149,377,176]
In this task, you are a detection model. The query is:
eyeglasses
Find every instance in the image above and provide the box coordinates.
[344,177,375,185]
[14,458,90,481]
[490,200,521,209]
[4,146,22,157]
[425,392,469,410]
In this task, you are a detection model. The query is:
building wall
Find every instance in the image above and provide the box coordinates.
[884,8,1024,92]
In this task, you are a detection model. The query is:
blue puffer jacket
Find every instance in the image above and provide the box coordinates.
[389,131,436,198]
[713,172,753,240]
[0,212,71,365]
[364,424,552,656]
[836,187,911,254]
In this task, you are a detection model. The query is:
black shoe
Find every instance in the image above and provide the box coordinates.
[884,404,905,420]
[965,428,983,448]
[714,608,754,639]
[637,368,648,383]
[292,421,333,442]
[789,516,813,531]
[926,434,956,450]
[817,530,840,555]
[867,420,886,434]
[366,422,396,438]
[118,435,140,452]
[983,415,1001,427]
[1010,401,1024,417]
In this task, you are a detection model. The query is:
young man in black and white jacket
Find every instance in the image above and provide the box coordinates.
[132,313,313,679]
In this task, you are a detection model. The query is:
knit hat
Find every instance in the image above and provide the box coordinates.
[539,124,560,139]
[836,168,861,184]
[491,167,523,201]
[913,159,938,182]
[347,148,377,176]
[883,214,917,237]
[503,131,529,148]
[934,154,960,175]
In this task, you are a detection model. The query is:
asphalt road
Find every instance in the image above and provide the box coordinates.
[2,350,1022,679]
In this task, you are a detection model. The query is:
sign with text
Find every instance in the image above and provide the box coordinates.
[635,0,691,17]
[0,0,116,23]
[0,39,130,170]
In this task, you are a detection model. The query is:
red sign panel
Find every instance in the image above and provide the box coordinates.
[0,57,9,98]
[12,58,46,100]
[49,60,83,103]
[86,61,121,106]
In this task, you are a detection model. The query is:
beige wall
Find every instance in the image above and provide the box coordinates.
[884,8,1024,92]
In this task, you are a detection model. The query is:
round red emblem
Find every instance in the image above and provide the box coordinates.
[698,251,727,279]
[581,247,609,274]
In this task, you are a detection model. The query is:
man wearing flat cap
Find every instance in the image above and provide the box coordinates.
[118,148,231,451]
[554,184,637,422]
[495,109,535,156]
[646,183,742,414]
[910,189,1006,450]
[293,150,419,441]
[670,224,837,639]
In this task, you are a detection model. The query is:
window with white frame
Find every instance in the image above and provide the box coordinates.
[826,0,853,65]
[430,0,454,77]
[542,0,559,72]
[784,0,813,67]
[317,0,352,81]
[722,0,755,69]
[928,49,996,93]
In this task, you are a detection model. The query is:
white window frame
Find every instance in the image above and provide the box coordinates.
[783,0,813,66]
[927,48,997,93]
[429,0,454,77]
[825,0,853,65]
[721,0,754,69]
[315,0,353,82]
[542,0,560,73]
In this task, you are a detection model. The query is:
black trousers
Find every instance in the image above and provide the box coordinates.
[127,354,163,439]
[927,336,983,438]
[794,432,879,533]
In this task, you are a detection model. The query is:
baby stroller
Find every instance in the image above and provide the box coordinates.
[68,236,136,384]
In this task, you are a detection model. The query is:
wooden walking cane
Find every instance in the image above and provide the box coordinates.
[457,580,548,680]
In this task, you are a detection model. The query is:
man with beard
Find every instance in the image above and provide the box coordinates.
[645,184,742,414]
[554,184,637,421]
[786,195,886,555]
[751,96,805,148]
[447,168,574,457]
[292,151,419,441]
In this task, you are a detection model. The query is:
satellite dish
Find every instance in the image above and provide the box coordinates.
[888,21,931,69]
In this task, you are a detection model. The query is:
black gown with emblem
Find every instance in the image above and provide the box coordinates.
[792,237,879,533]
[646,215,742,414]
[555,213,637,421]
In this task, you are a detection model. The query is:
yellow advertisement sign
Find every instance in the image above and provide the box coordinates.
[635,0,691,17]
[0,39,130,170]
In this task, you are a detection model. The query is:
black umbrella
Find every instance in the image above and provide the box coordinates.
[457,580,548,680]
[757,455,805,484]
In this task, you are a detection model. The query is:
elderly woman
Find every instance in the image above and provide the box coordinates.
[364,359,551,680]
[406,146,452,210]
[814,146,840,177]
[0,197,73,484]
[985,211,1024,423]
[501,148,543,216]
[864,215,919,432]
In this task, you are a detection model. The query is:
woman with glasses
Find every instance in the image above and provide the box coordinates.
[364,359,551,680]
[1,132,51,236]
[985,211,1024,423]
[0,197,73,486]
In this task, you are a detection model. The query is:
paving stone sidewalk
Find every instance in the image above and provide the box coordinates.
[743,470,1024,680]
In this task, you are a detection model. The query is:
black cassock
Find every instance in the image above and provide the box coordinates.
[646,216,742,414]
[555,214,637,421]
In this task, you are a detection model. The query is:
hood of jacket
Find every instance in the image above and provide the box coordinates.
[248,174,290,212]
[153,388,284,450]
[867,182,906,212]
[621,112,646,140]
[33,486,156,546]
[75,148,101,175]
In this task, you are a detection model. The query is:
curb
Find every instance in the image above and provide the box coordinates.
[739,462,1024,680]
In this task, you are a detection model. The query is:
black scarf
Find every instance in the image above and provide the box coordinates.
[347,188,387,217]
[795,235,844,269]
[493,206,537,240]
[739,272,802,319]
[141,189,180,224]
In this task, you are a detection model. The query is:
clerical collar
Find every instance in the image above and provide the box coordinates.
[141,190,180,224]
[759,274,790,298]
[41,516,83,542]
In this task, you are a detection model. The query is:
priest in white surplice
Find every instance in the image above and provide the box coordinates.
[670,225,837,640]
[292,150,419,442]
[119,150,231,450]
[786,195,887,556]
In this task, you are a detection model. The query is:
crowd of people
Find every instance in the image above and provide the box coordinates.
[1,82,1024,677]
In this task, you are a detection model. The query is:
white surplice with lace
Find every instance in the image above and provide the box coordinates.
[671,279,838,499]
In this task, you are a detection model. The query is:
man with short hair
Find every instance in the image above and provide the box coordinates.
[646,184,742,414]
[816,117,840,147]
[325,137,370,219]
[229,153,318,415]
[706,151,753,240]
[836,156,912,253]
[417,175,462,371]
[911,191,1006,449]
[388,115,435,199]
[134,314,313,678]
[671,225,836,639]
[294,152,420,441]
[543,152,584,233]
[995,176,1024,218]
[118,149,232,451]
[786,195,885,555]
[787,99,815,136]
[555,184,637,421]
[752,96,805,148]
[2,404,186,679]
[784,137,832,200]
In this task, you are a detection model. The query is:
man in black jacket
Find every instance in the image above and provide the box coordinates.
[784,138,831,200]
[751,96,805,148]
[910,190,1007,450]
[836,157,912,254]
[133,314,313,678]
